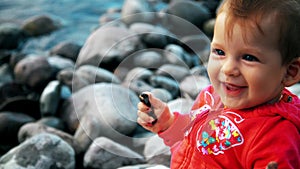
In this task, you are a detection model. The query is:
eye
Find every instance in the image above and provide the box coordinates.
[242,54,259,62]
[213,48,225,56]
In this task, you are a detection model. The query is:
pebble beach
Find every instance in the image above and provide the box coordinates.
[0,0,299,169]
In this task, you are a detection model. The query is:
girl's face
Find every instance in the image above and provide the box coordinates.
[207,12,288,109]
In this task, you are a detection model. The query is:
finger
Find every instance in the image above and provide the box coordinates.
[137,102,151,112]
[137,116,156,128]
[147,92,164,108]
[137,117,156,129]
[137,110,155,123]
[137,117,147,125]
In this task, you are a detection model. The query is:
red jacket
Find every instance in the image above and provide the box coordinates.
[159,85,300,169]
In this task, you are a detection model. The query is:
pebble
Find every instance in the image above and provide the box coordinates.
[1,0,294,168]
[155,64,191,82]
[14,55,54,91]
[121,0,156,25]
[0,112,35,155]
[75,26,143,69]
[21,15,60,36]
[0,23,25,49]
[84,137,145,169]
[59,83,139,152]
[0,133,75,169]
[39,80,63,116]
[49,41,81,62]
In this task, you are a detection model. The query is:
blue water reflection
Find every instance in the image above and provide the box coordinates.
[0,0,124,54]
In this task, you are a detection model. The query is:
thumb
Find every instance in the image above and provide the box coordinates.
[146,92,166,110]
[140,92,167,118]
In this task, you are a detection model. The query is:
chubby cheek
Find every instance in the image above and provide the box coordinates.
[250,76,279,96]
[207,59,220,84]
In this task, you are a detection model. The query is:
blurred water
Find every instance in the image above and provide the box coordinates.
[0,0,124,54]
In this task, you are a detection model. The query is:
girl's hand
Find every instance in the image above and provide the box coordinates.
[137,92,174,133]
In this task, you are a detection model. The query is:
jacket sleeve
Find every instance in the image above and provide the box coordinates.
[158,112,190,147]
[245,118,300,169]
[158,86,214,148]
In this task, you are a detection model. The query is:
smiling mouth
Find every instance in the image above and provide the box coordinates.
[223,82,247,94]
[225,83,240,90]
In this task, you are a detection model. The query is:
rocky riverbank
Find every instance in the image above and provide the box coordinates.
[0,0,299,169]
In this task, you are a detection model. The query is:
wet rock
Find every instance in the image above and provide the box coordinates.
[180,75,210,99]
[123,79,154,96]
[0,133,75,169]
[130,128,155,155]
[123,67,153,82]
[47,55,75,72]
[14,56,54,91]
[37,116,66,131]
[121,0,156,25]
[164,44,194,67]
[39,80,63,116]
[84,137,145,169]
[143,135,170,167]
[18,122,80,154]
[161,1,211,36]
[76,65,121,84]
[58,65,121,92]
[114,66,131,81]
[129,23,175,48]
[0,23,25,49]
[201,0,221,17]
[155,64,190,82]
[21,15,60,36]
[0,112,35,154]
[133,50,164,69]
[49,41,81,62]
[0,112,35,144]
[203,18,215,39]
[59,83,139,152]
[0,82,30,104]
[9,52,27,69]
[180,34,211,64]
[76,26,143,69]
[0,50,11,66]
[0,63,13,85]
[56,68,89,92]
[0,83,41,119]
[0,96,40,119]
[190,65,209,77]
[149,75,179,98]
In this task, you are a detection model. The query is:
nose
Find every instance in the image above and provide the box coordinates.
[221,57,240,76]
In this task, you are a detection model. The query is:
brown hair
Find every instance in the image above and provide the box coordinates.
[217,0,300,65]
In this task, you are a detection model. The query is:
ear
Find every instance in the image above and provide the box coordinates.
[283,57,300,87]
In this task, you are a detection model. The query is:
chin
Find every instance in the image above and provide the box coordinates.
[223,101,248,110]
[226,103,256,110]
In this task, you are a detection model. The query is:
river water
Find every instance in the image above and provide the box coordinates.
[0,0,124,54]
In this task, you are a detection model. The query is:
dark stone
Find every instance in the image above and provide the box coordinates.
[21,15,60,37]
[0,23,26,50]
[0,82,39,118]
[50,41,81,62]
